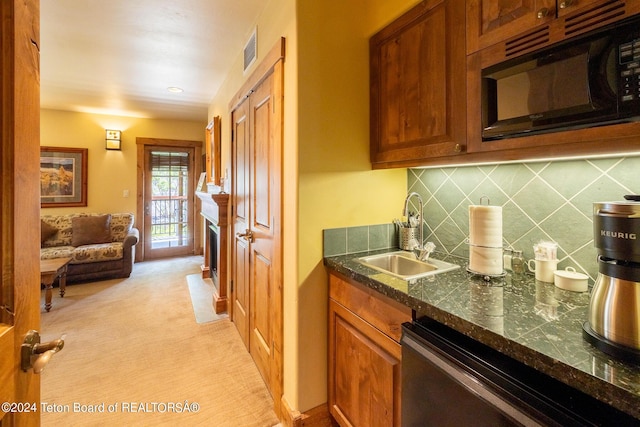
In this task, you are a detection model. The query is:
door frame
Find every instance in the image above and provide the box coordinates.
[229,38,285,419]
[135,138,202,262]
[1,0,41,424]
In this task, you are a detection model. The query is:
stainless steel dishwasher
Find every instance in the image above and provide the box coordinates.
[401,318,636,426]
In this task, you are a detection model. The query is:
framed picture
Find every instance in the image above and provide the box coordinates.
[40,147,88,207]
[206,116,222,186]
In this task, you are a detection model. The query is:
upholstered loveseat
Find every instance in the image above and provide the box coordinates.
[40,213,139,283]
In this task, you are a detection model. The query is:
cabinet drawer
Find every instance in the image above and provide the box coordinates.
[329,273,411,343]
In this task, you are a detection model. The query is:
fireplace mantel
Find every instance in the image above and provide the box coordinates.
[196,190,229,313]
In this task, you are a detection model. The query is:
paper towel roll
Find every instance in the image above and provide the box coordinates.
[469,205,502,248]
[469,245,503,275]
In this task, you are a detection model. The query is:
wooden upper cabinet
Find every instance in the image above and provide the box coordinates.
[467,0,639,56]
[466,0,556,54]
[370,0,466,168]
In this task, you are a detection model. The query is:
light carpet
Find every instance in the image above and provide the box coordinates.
[186,273,228,324]
[40,256,279,427]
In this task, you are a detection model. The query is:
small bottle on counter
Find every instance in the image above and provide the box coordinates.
[511,250,525,274]
[503,247,513,271]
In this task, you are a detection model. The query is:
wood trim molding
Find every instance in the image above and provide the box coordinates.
[228,37,286,111]
[196,191,230,313]
[135,137,203,262]
[135,137,202,148]
[281,397,334,427]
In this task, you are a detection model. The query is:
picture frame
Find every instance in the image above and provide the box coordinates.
[206,116,222,186]
[40,146,88,207]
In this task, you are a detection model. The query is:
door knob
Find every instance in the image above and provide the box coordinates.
[21,330,65,374]
[236,229,255,243]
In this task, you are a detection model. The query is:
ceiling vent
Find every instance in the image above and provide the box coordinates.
[243,28,257,73]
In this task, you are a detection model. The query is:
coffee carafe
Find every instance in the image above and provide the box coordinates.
[583,199,640,363]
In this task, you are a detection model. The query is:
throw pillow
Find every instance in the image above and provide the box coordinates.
[71,215,112,247]
[41,220,58,245]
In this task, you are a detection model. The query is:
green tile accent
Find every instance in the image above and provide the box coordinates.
[489,163,536,196]
[323,224,398,257]
[433,179,467,213]
[538,161,601,200]
[323,228,347,257]
[601,157,638,194]
[347,226,369,253]
[323,156,640,282]
[409,156,640,282]
[511,177,565,223]
[368,224,389,250]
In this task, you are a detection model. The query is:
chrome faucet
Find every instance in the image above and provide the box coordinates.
[402,192,432,260]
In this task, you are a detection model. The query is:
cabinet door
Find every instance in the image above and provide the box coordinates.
[329,300,402,427]
[370,0,466,167]
[467,0,636,55]
[556,0,607,17]
[466,0,556,54]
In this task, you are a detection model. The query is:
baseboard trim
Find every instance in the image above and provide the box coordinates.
[281,397,335,427]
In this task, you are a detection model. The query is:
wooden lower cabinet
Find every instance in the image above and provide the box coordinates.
[328,273,411,427]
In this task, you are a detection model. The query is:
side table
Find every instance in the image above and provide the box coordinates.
[40,257,72,312]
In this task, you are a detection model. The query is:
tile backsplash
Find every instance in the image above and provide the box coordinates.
[322,156,640,283]
[323,224,397,258]
[409,156,640,282]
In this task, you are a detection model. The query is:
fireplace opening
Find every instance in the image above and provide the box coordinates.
[208,223,218,282]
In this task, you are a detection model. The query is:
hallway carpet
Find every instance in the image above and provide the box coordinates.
[40,256,279,427]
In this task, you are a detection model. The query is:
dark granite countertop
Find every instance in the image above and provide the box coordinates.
[324,249,640,420]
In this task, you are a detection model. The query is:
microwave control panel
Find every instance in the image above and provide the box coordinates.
[619,38,640,103]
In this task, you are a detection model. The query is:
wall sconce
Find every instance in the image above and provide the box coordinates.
[105,129,122,150]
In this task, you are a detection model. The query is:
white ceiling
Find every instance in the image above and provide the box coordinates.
[40,0,266,122]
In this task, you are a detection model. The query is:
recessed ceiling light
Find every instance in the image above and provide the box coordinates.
[167,87,184,93]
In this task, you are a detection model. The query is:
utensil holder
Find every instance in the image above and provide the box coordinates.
[399,227,419,250]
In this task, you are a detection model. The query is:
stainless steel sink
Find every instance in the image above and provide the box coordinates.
[357,251,460,281]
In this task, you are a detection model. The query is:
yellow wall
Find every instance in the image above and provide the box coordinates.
[207,0,420,415]
[40,109,205,216]
[295,0,420,412]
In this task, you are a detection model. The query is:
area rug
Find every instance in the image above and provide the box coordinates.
[186,273,228,324]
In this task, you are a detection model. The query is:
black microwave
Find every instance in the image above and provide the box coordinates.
[481,15,640,141]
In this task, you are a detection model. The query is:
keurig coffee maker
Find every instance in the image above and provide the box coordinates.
[583,198,640,363]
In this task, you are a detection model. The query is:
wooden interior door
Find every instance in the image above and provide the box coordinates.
[248,71,278,391]
[1,0,42,424]
[232,99,251,349]
[230,40,284,408]
[231,39,284,418]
